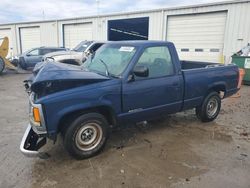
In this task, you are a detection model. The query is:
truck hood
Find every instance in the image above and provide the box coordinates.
[30,62,110,98]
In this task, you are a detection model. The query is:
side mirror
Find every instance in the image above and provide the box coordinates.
[26,53,31,57]
[82,57,87,63]
[133,65,149,77]
[86,49,94,56]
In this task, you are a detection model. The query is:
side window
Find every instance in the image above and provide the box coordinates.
[28,49,39,56]
[55,48,65,52]
[135,46,174,79]
[90,43,103,52]
[39,49,53,55]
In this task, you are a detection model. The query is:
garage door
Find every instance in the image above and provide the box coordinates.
[0,28,13,57]
[63,23,93,49]
[167,12,227,63]
[20,27,41,53]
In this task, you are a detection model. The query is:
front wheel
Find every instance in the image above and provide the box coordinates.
[63,113,108,159]
[196,92,221,122]
[18,57,27,70]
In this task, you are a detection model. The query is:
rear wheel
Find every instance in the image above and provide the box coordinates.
[19,57,27,70]
[63,113,108,159]
[0,57,5,74]
[196,92,221,122]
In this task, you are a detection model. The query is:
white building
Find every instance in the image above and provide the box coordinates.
[0,0,249,63]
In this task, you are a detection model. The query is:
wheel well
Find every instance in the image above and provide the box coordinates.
[58,106,116,133]
[208,85,226,98]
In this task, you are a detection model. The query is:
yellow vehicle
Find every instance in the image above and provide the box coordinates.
[0,37,17,74]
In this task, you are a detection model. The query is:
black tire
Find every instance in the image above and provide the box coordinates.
[0,57,5,74]
[196,91,221,122]
[11,59,19,67]
[19,57,27,70]
[63,113,108,160]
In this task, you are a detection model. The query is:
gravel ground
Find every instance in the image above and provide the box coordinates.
[0,72,249,188]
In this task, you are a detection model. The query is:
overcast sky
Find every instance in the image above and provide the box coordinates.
[0,0,230,24]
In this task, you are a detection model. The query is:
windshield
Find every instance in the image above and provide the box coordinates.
[83,44,137,77]
[73,41,92,52]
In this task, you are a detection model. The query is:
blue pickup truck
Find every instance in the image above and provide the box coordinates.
[20,41,239,159]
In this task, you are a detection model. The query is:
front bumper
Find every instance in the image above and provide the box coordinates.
[20,124,48,158]
[28,93,47,135]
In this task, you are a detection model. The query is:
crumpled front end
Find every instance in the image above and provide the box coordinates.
[20,125,48,158]
[20,93,48,158]
[20,62,111,158]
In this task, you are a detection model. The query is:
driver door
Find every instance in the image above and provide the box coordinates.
[121,46,183,122]
[25,49,41,66]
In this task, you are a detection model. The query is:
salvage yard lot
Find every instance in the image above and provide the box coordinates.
[0,72,250,188]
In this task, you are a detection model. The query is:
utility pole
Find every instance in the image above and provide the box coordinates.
[96,0,100,17]
[96,0,101,39]
[42,10,45,20]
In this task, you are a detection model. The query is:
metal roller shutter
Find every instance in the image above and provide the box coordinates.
[63,23,93,49]
[0,28,13,57]
[20,27,41,53]
[167,12,227,63]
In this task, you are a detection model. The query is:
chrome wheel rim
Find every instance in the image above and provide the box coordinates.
[75,123,103,151]
[207,97,218,118]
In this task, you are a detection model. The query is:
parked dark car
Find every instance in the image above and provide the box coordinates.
[17,47,67,69]
[21,41,239,159]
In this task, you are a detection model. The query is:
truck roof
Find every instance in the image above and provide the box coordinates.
[39,46,66,49]
[106,40,171,46]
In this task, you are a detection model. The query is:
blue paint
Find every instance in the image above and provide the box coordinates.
[29,41,239,139]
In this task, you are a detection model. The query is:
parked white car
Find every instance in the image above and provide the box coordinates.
[42,41,105,65]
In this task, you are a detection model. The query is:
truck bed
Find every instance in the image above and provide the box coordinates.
[180,61,239,111]
[181,60,221,70]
